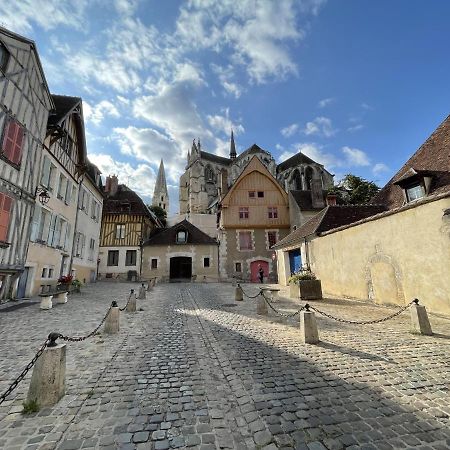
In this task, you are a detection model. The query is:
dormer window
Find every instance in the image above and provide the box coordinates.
[406,184,425,202]
[0,42,10,72]
[176,230,187,243]
[394,168,432,204]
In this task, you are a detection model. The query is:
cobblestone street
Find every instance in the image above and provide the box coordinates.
[0,282,449,450]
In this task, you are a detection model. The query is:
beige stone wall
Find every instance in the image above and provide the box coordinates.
[309,197,450,316]
[141,244,219,282]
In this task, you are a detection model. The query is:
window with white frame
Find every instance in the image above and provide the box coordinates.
[238,231,253,251]
[239,207,249,219]
[406,184,426,202]
[268,207,278,219]
[176,230,187,243]
[267,231,277,248]
[116,224,126,239]
[57,174,67,200]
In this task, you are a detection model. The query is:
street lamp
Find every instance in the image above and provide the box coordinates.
[35,187,50,205]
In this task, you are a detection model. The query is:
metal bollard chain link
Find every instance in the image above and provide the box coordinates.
[308,299,416,325]
[238,284,261,299]
[119,290,134,311]
[260,291,306,318]
[58,305,112,342]
[0,338,49,405]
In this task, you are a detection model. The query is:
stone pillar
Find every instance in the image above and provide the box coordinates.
[300,309,319,344]
[55,292,68,304]
[257,293,268,315]
[27,342,66,406]
[235,286,243,302]
[146,281,153,292]
[40,295,53,310]
[137,284,146,300]
[104,302,120,334]
[410,300,433,335]
[126,291,137,313]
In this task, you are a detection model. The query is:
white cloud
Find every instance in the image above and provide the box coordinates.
[361,102,373,110]
[317,97,334,108]
[84,100,120,126]
[88,153,156,200]
[303,116,336,137]
[372,163,389,175]
[211,64,243,98]
[207,110,244,136]
[341,146,371,166]
[281,123,299,138]
[347,124,364,133]
[0,0,89,33]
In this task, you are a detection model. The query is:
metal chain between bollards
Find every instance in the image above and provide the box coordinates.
[238,284,261,299]
[119,290,134,311]
[0,338,49,405]
[58,303,113,342]
[260,291,306,318]
[308,299,418,325]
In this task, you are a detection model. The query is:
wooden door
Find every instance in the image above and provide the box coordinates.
[250,260,268,283]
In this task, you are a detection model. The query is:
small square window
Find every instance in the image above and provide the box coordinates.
[406,184,426,202]
[268,207,278,219]
[257,191,264,198]
[239,207,249,219]
[204,257,210,268]
[235,262,242,272]
[249,191,255,198]
[151,258,158,269]
[176,230,187,243]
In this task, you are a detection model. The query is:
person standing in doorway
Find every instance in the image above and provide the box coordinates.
[258,265,264,284]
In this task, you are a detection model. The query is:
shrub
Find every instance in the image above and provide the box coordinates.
[288,270,317,284]
[22,399,39,414]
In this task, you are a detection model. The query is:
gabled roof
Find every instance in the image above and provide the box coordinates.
[290,190,326,211]
[144,219,217,246]
[277,151,316,172]
[273,204,386,250]
[221,155,288,207]
[373,114,450,209]
[237,143,271,160]
[103,184,161,225]
[84,160,104,196]
[47,95,81,126]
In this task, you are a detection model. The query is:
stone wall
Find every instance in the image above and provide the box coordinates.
[309,196,450,316]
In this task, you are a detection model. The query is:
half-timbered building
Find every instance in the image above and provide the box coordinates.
[25,94,87,296]
[0,26,54,301]
[218,156,290,282]
[98,176,161,280]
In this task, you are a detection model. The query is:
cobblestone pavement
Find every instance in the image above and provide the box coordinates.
[0,282,449,450]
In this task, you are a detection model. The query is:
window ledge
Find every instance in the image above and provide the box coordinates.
[0,241,11,249]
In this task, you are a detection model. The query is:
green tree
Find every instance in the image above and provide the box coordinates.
[328,174,380,205]
[148,205,167,227]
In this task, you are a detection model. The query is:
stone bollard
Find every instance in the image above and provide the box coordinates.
[104,301,120,334]
[146,280,153,292]
[300,305,319,344]
[257,292,268,315]
[410,299,433,335]
[126,290,137,312]
[40,295,53,310]
[55,292,68,304]
[152,278,157,287]
[27,333,66,407]
[137,283,146,300]
[235,285,243,302]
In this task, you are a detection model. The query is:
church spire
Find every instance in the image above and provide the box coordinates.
[152,159,169,213]
[230,129,236,159]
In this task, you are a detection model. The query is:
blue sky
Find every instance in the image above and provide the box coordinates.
[2,0,450,214]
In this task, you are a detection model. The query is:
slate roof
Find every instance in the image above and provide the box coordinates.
[200,151,231,166]
[373,114,450,209]
[290,190,326,211]
[277,151,316,172]
[237,143,271,160]
[85,160,103,195]
[48,94,81,126]
[272,205,386,250]
[103,185,158,223]
[144,219,218,246]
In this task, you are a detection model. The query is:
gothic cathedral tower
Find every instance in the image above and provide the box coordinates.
[152,159,169,213]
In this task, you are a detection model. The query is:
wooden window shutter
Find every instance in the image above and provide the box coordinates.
[2,119,24,165]
[0,192,13,241]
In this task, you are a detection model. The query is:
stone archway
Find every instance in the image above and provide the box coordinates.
[365,253,405,306]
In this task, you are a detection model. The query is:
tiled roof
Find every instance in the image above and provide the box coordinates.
[373,114,450,209]
[290,190,326,211]
[103,185,156,221]
[272,205,386,250]
[48,94,81,126]
[200,151,231,166]
[144,219,218,246]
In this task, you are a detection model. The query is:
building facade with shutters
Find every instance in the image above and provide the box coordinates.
[98,176,161,280]
[72,161,103,284]
[25,95,87,296]
[0,27,54,301]
[218,156,290,282]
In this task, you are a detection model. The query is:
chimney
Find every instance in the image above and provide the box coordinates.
[105,175,119,196]
[311,178,325,209]
[326,194,337,206]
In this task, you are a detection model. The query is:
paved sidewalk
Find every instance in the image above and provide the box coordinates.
[0,282,449,450]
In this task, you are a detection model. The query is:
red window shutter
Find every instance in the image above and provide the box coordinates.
[2,120,24,165]
[0,193,13,242]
